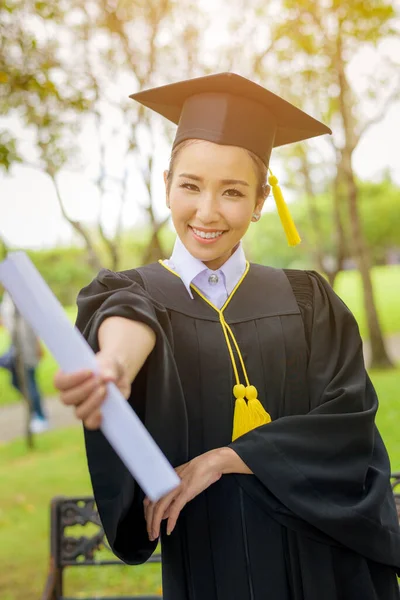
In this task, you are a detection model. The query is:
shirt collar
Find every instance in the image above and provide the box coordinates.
[221,242,247,295]
[168,236,247,298]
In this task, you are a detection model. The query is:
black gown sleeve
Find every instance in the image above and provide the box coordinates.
[230,270,400,571]
[75,268,187,565]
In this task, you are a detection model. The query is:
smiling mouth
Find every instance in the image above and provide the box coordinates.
[190,226,226,240]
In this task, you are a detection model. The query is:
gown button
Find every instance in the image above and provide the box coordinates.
[208,274,219,285]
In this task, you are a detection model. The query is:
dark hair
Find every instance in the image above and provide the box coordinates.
[166,139,269,200]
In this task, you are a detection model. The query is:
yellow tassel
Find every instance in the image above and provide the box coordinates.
[245,385,271,429]
[268,172,301,247]
[232,384,249,441]
[232,384,271,442]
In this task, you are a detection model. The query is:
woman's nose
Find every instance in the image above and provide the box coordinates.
[196,193,219,224]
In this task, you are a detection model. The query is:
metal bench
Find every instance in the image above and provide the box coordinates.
[41,496,162,600]
[42,475,400,600]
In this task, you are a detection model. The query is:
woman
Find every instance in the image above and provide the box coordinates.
[55,73,400,599]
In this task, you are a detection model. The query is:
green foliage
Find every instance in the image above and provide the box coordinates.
[117,226,176,270]
[301,178,400,264]
[0,0,92,172]
[26,248,96,306]
[0,131,22,172]
[244,207,312,269]
[279,0,395,51]
[0,224,175,312]
[357,177,400,261]
[246,177,400,270]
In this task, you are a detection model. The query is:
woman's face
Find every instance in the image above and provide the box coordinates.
[165,140,266,271]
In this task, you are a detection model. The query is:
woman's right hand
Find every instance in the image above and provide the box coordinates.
[54,352,131,430]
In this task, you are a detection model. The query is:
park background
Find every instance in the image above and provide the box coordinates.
[0,0,399,598]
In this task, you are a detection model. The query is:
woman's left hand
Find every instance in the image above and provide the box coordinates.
[143,449,224,541]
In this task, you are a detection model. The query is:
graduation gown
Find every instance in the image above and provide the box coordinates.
[76,262,400,600]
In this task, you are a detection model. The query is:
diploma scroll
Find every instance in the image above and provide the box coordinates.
[0,252,180,501]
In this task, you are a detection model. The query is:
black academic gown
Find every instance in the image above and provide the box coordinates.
[76,262,400,600]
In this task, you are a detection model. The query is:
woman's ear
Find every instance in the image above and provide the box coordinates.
[251,184,271,221]
[253,186,269,220]
[164,170,170,208]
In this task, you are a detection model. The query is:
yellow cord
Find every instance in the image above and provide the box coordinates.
[220,315,240,386]
[189,265,251,387]
[222,317,250,387]
[158,259,272,439]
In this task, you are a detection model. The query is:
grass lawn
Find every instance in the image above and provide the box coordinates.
[0,365,399,600]
[0,427,162,600]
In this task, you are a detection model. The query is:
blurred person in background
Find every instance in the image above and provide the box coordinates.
[0,291,49,433]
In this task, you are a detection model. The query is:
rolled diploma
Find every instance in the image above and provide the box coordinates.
[0,251,180,501]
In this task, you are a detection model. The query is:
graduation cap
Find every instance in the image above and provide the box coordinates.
[130,73,331,246]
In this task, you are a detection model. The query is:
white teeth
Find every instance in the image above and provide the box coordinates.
[192,228,224,239]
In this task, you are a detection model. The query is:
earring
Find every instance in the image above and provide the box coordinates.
[252,213,260,221]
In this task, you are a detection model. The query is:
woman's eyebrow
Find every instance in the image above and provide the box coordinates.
[220,178,249,187]
[178,173,249,186]
[178,173,202,181]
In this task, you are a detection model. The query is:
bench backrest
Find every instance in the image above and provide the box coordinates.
[41,496,161,600]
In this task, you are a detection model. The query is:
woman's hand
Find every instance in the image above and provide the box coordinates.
[144,447,253,541]
[54,352,131,430]
[144,449,226,541]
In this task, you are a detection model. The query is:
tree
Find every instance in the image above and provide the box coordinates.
[1,0,208,268]
[249,0,399,368]
[84,0,207,265]
[0,0,101,267]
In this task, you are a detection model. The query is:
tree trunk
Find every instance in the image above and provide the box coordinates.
[300,156,327,276]
[13,309,34,449]
[330,166,347,288]
[49,173,103,272]
[336,36,393,369]
[142,231,165,264]
[344,159,393,368]
[98,223,120,271]
[300,152,345,288]
[141,153,168,265]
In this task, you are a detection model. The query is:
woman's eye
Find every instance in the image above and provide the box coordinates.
[180,182,199,191]
[224,188,244,197]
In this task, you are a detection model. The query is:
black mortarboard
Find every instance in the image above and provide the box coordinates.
[129,72,331,168]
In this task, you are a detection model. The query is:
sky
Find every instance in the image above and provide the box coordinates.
[1,6,400,250]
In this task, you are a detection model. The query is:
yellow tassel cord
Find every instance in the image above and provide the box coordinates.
[268,168,301,247]
[159,260,272,441]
